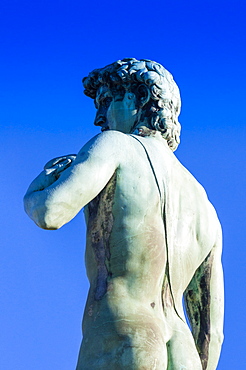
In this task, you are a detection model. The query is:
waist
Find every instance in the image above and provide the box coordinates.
[85,276,164,321]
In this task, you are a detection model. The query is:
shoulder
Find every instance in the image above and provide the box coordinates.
[80,131,130,150]
[76,131,134,164]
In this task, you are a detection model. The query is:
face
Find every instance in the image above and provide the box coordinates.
[94,86,138,134]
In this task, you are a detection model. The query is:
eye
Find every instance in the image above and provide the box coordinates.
[102,97,112,108]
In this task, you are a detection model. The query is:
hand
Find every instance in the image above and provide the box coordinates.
[25,155,77,194]
[44,155,77,178]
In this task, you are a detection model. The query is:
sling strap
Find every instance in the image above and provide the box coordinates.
[129,134,184,322]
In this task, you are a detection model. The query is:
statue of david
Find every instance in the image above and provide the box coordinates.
[24,58,224,370]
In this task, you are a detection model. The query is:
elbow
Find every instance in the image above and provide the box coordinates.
[24,195,62,230]
[35,219,60,230]
[33,209,64,230]
[24,191,76,230]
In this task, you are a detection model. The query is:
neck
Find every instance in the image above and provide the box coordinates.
[131,124,157,137]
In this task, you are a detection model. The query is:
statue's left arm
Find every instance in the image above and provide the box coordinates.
[24,132,120,230]
[184,228,224,370]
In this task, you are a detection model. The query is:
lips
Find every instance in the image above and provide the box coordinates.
[101,126,109,132]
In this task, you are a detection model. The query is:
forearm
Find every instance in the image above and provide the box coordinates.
[24,155,78,229]
[185,243,224,370]
[206,332,223,370]
[206,260,224,370]
[24,170,58,229]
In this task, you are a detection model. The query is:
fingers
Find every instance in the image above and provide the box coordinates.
[44,155,77,170]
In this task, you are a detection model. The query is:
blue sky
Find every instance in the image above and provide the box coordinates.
[1,0,245,368]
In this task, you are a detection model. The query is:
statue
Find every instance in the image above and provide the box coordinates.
[24,58,224,369]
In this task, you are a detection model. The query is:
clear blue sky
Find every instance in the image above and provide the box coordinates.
[1,0,245,369]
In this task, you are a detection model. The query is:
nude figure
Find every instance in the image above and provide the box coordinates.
[24,58,224,369]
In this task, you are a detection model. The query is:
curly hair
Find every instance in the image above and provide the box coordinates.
[82,58,181,151]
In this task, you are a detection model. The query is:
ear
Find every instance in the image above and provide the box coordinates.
[137,84,151,108]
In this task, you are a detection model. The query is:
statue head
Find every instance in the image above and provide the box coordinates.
[83,58,181,151]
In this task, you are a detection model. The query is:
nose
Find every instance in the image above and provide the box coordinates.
[94,114,106,127]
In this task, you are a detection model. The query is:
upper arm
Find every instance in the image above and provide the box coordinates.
[25,131,124,229]
[184,229,224,369]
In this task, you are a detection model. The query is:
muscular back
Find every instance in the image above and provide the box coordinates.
[24,128,223,369]
[77,131,221,369]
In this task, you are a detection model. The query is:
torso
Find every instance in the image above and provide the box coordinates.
[77,132,220,369]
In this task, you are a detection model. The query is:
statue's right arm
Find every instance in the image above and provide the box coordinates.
[184,227,224,370]
[24,132,121,230]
